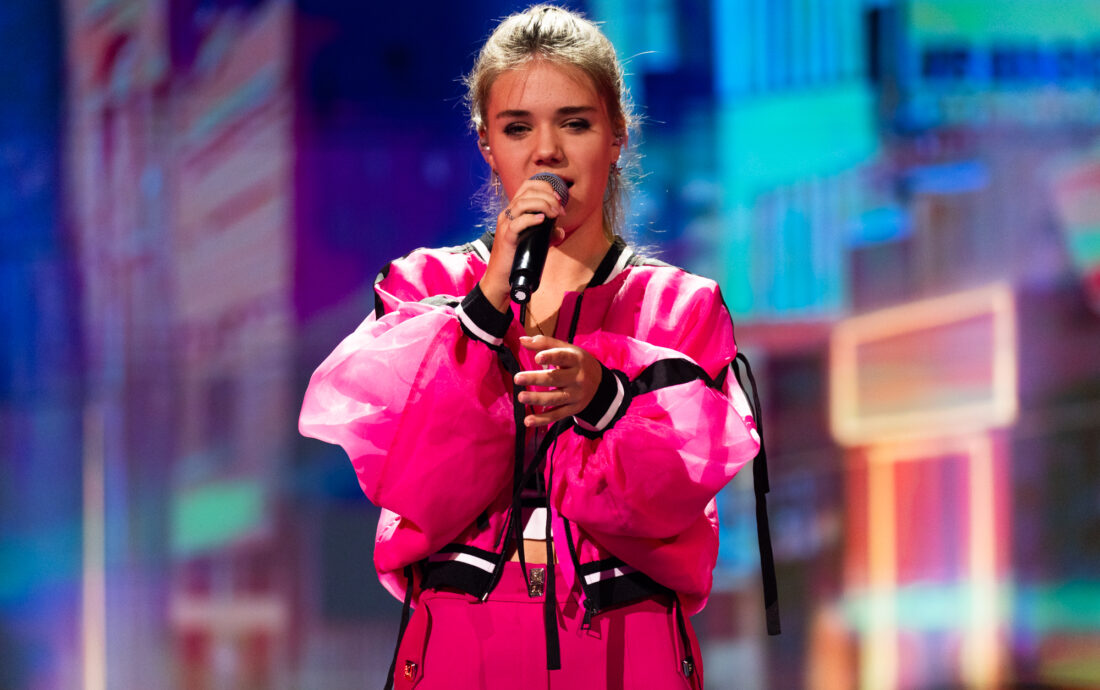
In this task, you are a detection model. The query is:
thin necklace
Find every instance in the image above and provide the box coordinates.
[524,304,552,337]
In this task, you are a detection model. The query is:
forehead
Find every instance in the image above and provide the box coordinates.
[487,60,603,114]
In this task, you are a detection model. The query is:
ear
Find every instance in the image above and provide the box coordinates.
[478,130,495,168]
[612,132,626,158]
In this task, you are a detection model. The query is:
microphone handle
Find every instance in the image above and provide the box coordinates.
[509,215,555,304]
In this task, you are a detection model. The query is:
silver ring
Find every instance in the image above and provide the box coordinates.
[504,207,514,221]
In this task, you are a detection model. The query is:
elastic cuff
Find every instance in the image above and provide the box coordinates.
[574,366,631,437]
[456,284,512,346]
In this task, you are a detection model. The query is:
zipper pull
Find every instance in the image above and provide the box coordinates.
[581,599,596,629]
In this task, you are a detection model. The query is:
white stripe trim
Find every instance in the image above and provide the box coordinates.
[427,550,497,573]
[593,375,625,430]
[472,238,491,262]
[583,565,638,585]
[456,303,504,346]
[605,247,634,283]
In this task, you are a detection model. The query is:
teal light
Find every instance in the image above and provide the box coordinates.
[841,581,1100,633]
[718,82,878,202]
[171,480,266,556]
[1066,229,1100,269]
[716,82,876,317]
[842,581,1001,632]
[911,0,1100,43]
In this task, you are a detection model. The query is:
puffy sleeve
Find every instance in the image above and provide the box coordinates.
[548,280,760,603]
[298,251,515,570]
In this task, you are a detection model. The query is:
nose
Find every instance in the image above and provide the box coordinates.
[533,126,563,167]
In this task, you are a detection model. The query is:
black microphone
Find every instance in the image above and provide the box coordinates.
[509,172,570,304]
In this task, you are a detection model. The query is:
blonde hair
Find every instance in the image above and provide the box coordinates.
[465,4,635,239]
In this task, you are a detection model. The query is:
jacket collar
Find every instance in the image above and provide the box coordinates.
[477,231,634,288]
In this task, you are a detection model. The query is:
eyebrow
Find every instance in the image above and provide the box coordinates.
[494,105,597,120]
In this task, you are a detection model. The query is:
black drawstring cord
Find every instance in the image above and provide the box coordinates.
[560,516,597,628]
[481,504,515,600]
[495,344,533,599]
[732,352,781,635]
[672,594,698,684]
[543,436,561,670]
[383,564,416,690]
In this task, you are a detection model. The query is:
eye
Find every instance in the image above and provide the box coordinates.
[503,122,530,137]
[564,119,592,132]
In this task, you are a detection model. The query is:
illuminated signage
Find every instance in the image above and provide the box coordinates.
[830,283,1018,446]
[905,1,1100,125]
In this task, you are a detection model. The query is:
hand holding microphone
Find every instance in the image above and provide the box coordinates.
[508,173,570,304]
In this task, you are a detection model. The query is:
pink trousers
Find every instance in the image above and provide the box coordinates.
[390,562,703,689]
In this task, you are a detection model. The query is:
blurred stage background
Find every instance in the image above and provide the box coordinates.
[3,0,1100,688]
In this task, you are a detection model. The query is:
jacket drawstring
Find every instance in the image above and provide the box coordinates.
[490,345,531,601]
[672,594,699,685]
[732,351,781,635]
[542,437,561,669]
[383,564,416,690]
[559,515,599,629]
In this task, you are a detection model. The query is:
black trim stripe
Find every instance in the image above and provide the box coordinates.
[587,571,672,612]
[631,358,715,397]
[714,362,730,390]
[577,556,629,576]
[373,262,394,318]
[457,284,512,346]
[421,560,495,595]
[432,543,498,561]
[575,365,628,429]
[588,236,628,286]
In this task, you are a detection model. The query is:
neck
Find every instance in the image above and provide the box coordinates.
[542,223,612,292]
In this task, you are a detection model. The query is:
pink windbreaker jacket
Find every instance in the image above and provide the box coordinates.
[300,233,778,653]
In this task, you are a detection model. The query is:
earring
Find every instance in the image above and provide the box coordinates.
[610,161,621,175]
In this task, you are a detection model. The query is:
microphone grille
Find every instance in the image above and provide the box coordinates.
[529,172,570,205]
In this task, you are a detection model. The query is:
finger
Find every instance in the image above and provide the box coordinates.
[514,366,571,389]
[525,404,579,428]
[519,334,568,352]
[504,190,565,222]
[505,195,560,218]
[498,211,547,240]
[517,387,575,407]
[533,347,583,370]
[513,179,567,209]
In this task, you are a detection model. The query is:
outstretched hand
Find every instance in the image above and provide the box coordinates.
[514,335,603,427]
